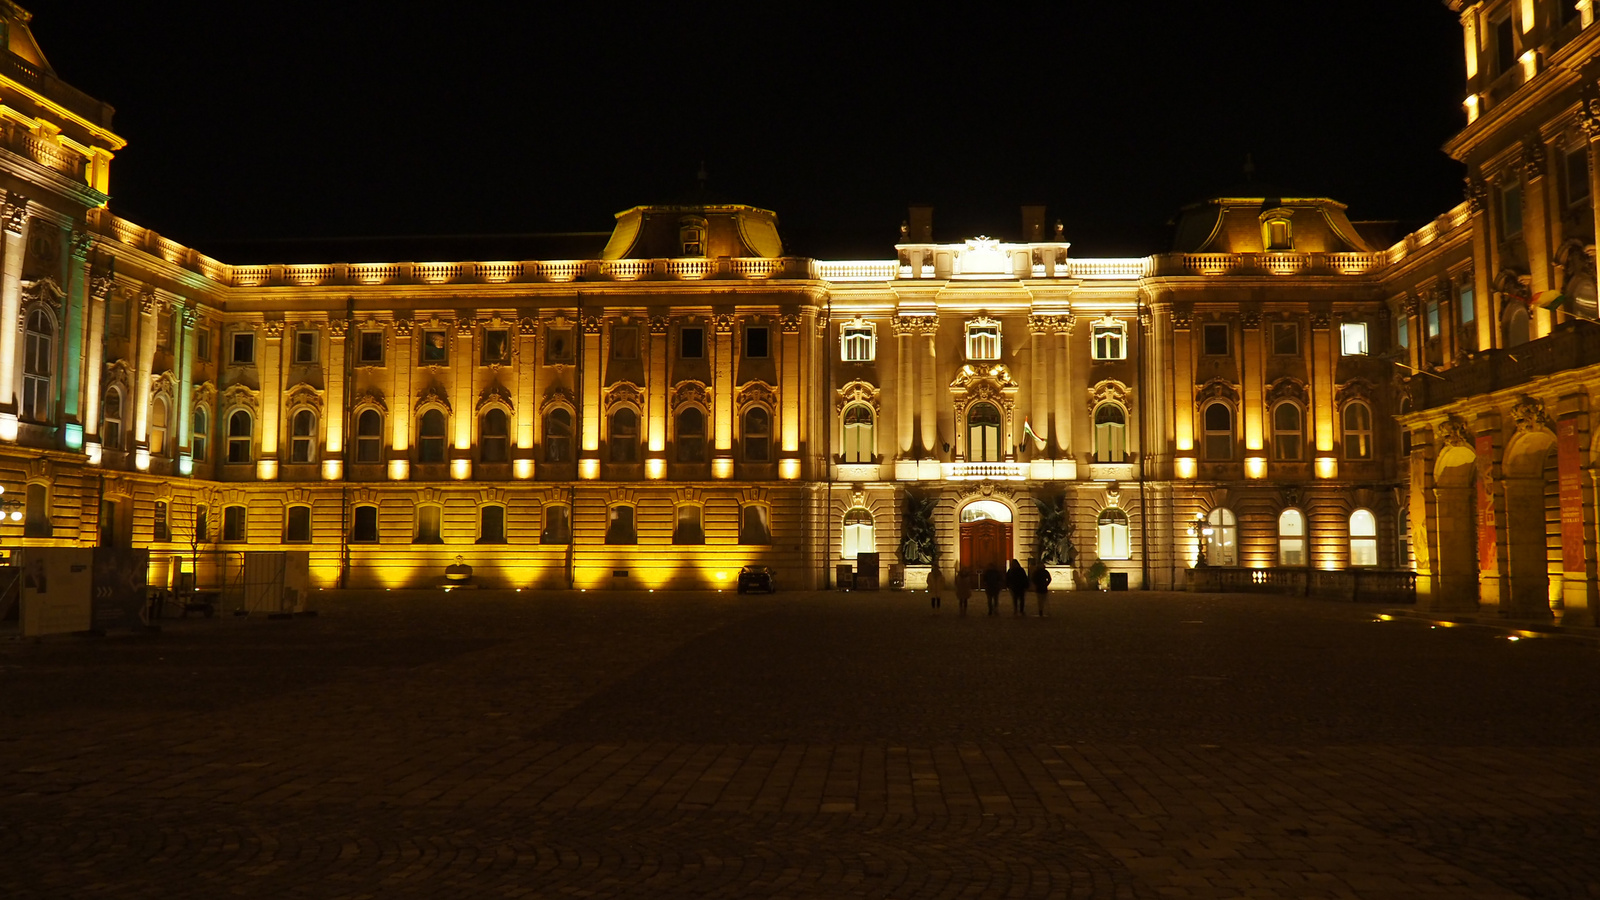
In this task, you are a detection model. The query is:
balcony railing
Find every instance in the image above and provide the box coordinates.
[941,461,1028,481]
[1188,566,1416,603]
[1407,321,1600,409]
[0,52,116,127]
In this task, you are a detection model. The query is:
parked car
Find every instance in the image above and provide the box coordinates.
[737,565,775,594]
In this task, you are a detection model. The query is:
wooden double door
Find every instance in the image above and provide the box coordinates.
[959,519,1012,573]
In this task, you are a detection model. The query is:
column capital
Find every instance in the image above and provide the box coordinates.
[2,192,27,236]
[1464,175,1489,213]
[392,317,414,337]
[648,315,670,335]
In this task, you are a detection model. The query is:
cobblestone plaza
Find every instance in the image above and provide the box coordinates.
[3,589,1598,899]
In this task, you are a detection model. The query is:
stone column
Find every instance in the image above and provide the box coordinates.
[59,230,91,440]
[1310,312,1335,459]
[781,314,801,454]
[132,293,158,460]
[1404,296,1424,373]
[1521,142,1554,339]
[256,320,282,480]
[893,316,914,457]
[918,320,937,457]
[1028,316,1051,452]
[1465,177,1496,351]
[177,308,195,471]
[1170,308,1195,457]
[1053,318,1073,456]
[452,319,474,471]
[1241,310,1263,455]
[647,316,668,454]
[83,270,110,456]
[581,315,604,455]
[323,319,346,475]
[0,193,30,440]
[389,318,413,479]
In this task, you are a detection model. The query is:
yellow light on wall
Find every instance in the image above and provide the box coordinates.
[646,458,666,480]
[322,459,342,481]
[514,459,534,479]
[388,459,409,481]
[712,458,734,479]
[256,459,277,480]
[1315,456,1338,479]
[0,412,17,441]
[450,459,471,480]
[1175,456,1197,479]
[580,458,601,480]
[135,448,151,471]
[178,454,193,476]
[86,442,102,465]
[1245,456,1267,479]
[1520,49,1537,81]
[779,458,801,480]
[1464,94,1480,124]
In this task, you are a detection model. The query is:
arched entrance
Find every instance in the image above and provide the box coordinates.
[1430,444,1480,612]
[959,500,1012,573]
[1502,430,1557,620]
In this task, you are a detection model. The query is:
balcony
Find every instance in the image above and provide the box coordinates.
[941,461,1028,481]
[1408,321,1600,410]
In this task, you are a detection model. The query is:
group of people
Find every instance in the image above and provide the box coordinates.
[925,559,1051,616]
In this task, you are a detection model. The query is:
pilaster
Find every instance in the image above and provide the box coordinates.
[0,193,30,439]
[256,319,282,480]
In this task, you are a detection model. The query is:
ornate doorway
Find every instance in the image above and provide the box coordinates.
[958,500,1012,573]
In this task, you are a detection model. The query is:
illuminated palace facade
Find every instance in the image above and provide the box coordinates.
[1,2,1597,617]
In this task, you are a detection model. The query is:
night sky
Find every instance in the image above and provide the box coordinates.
[41,2,1467,261]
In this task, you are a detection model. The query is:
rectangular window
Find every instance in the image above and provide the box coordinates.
[1202,322,1229,355]
[285,506,312,542]
[108,298,126,337]
[1459,284,1476,325]
[680,326,705,359]
[197,326,211,361]
[421,330,449,365]
[477,506,506,544]
[1494,14,1516,74]
[965,323,1000,360]
[415,506,442,543]
[841,325,874,362]
[1566,147,1591,208]
[605,505,636,544]
[744,326,769,358]
[222,505,246,542]
[357,331,384,365]
[1272,322,1299,355]
[1501,182,1523,237]
[294,329,318,364]
[673,505,704,545]
[1397,314,1410,349]
[1091,321,1126,360]
[1425,301,1441,339]
[541,506,571,545]
[351,506,379,542]
[157,311,173,352]
[612,325,639,360]
[482,329,509,365]
[231,332,255,365]
[545,327,574,364]
[154,501,170,542]
[1340,322,1369,356]
[195,506,208,543]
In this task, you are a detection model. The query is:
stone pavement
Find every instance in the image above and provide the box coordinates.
[2,588,1598,899]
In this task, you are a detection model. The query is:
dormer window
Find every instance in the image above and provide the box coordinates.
[965,318,1001,360]
[841,321,875,362]
[1259,209,1293,251]
[1091,319,1126,360]
[679,216,707,257]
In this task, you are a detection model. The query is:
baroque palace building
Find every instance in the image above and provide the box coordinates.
[0,1,1595,621]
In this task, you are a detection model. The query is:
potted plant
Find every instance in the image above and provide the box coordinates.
[1086,559,1109,591]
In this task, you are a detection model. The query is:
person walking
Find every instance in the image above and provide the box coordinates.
[981,564,1003,616]
[954,568,974,615]
[1006,559,1029,616]
[926,566,945,611]
[1030,559,1052,617]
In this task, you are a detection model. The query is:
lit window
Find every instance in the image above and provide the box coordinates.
[1343,401,1373,460]
[841,324,875,362]
[150,396,169,456]
[1459,283,1476,325]
[1278,509,1305,566]
[676,408,706,462]
[195,506,209,543]
[1203,323,1229,355]
[744,326,769,359]
[1339,322,1368,356]
[1206,508,1237,566]
[222,505,247,542]
[415,506,442,544]
[842,507,875,559]
[22,308,52,422]
[231,332,255,365]
[1097,508,1130,560]
[1272,322,1299,355]
[1263,217,1293,251]
[609,408,639,463]
[285,505,312,542]
[290,409,316,464]
[740,505,771,545]
[1091,320,1126,360]
[480,408,509,463]
[477,506,506,544]
[227,410,253,463]
[1271,402,1302,462]
[966,321,1001,360]
[294,329,318,364]
[679,216,706,256]
[1426,300,1441,339]
[1202,402,1233,461]
[356,409,383,463]
[1350,509,1379,567]
[1397,314,1409,349]
[673,505,704,545]
[1093,403,1126,463]
[351,505,379,543]
[418,409,447,463]
[102,387,123,450]
[421,330,449,365]
[192,406,209,462]
[967,402,1002,462]
[606,505,636,544]
[544,408,572,462]
[842,404,874,463]
[358,330,384,365]
[541,506,571,545]
[743,407,771,462]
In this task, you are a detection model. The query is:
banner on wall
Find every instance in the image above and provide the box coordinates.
[1557,419,1587,574]
[1476,434,1497,569]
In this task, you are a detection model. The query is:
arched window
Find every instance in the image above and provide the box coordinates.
[150,396,170,456]
[103,387,124,450]
[609,408,639,462]
[480,408,509,462]
[1350,509,1379,567]
[842,404,874,463]
[418,409,447,463]
[415,505,442,543]
[24,483,49,537]
[968,402,1002,462]
[1206,507,1237,566]
[289,408,316,463]
[477,505,506,544]
[355,409,383,463]
[842,507,874,559]
[673,504,704,544]
[676,408,706,462]
[743,407,771,462]
[285,505,312,542]
[740,504,771,544]
[544,408,572,463]
[222,504,247,542]
[1097,508,1130,560]
[227,410,253,463]
[351,504,379,542]
[605,504,636,544]
[1093,403,1126,463]
[1278,508,1306,566]
[541,505,571,545]
[1202,402,1233,461]
[192,406,209,462]
[22,308,52,422]
[1503,302,1530,348]
[1343,401,1373,460]
[1271,402,1302,461]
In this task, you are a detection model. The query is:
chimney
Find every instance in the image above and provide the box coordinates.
[908,205,933,243]
[1021,205,1046,242]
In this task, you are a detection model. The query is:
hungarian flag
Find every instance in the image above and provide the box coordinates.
[1022,418,1045,448]
[1528,290,1571,311]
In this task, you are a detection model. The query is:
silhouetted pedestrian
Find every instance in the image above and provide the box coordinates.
[981,565,1003,616]
[1030,560,1052,617]
[926,567,945,611]
[954,568,974,615]
[1006,559,1029,616]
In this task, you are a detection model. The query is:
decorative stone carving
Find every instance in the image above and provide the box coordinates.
[1464,175,1489,213]
[1265,377,1308,406]
[1195,378,1240,405]
[835,379,880,412]
[1170,305,1193,330]
[713,314,734,335]
[220,382,260,415]
[648,315,670,335]
[414,381,451,413]
[21,276,64,310]
[392,318,414,337]
[1511,394,1555,433]
[671,380,710,410]
[476,381,512,412]
[1435,416,1472,449]
[1087,379,1131,412]
[780,313,801,334]
[1334,378,1375,408]
[540,383,575,412]
[955,481,1017,502]
[1523,141,1547,179]
[949,362,1019,392]
[737,380,778,409]
[581,315,602,335]
[605,380,644,410]
[3,192,27,235]
[1310,312,1331,329]
[284,382,323,413]
[350,385,386,412]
